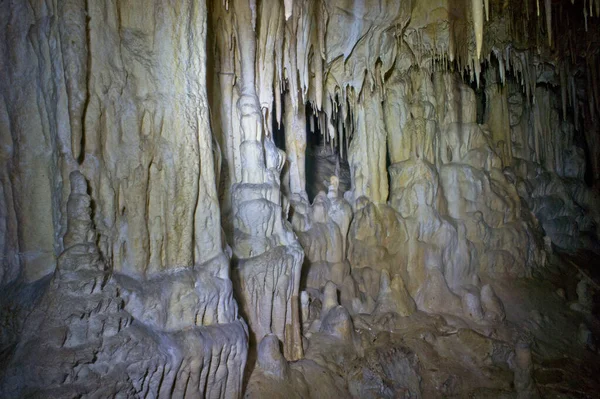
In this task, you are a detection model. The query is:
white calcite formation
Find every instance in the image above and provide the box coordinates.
[0,1,247,397]
[1,0,600,398]
[1,172,247,397]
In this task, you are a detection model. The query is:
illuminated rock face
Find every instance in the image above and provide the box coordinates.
[1,172,247,398]
[0,1,247,397]
[1,0,600,398]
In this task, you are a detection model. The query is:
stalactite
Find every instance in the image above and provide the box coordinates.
[256,0,284,136]
[545,0,552,46]
[284,90,307,196]
[284,10,299,114]
[472,0,484,59]
[284,0,292,20]
[275,74,283,128]
[59,0,87,161]
[588,59,596,121]
[592,55,600,116]
[296,1,314,103]
[485,0,490,21]
[573,75,580,130]
[315,46,324,111]
[561,63,568,121]
[495,50,506,84]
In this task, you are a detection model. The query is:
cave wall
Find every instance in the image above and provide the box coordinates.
[0,1,247,397]
[0,0,224,283]
[1,0,600,397]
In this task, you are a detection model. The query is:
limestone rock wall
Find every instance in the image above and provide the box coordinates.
[82,0,223,277]
[1,172,247,398]
[0,0,224,284]
[0,1,248,397]
[2,0,600,397]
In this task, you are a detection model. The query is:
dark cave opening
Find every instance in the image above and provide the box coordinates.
[271,104,286,152]
[273,95,351,203]
[305,104,351,203]
[305,104,322,202]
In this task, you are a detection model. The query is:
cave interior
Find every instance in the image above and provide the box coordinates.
[1,0,600,397]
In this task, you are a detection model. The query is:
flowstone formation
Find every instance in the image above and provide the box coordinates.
[1,1,248,397]
[1,172,247,397]
[2,0,600,398]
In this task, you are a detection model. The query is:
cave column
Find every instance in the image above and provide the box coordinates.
[225,0,303,361]
[209,2,242,236]
[232,0,266,185]
[348,87,389,203]
[284,90,307,197]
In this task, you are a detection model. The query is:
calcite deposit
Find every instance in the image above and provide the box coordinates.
[1,0,600,398]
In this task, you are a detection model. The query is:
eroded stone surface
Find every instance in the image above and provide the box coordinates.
[2,0,600,397]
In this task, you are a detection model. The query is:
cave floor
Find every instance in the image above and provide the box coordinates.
[247,251,600,398]
[486,251,600,398]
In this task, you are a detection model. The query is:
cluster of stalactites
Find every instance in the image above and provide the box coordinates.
[583,0,600,31]
[268,0,409,159]
[213,0,599,161]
